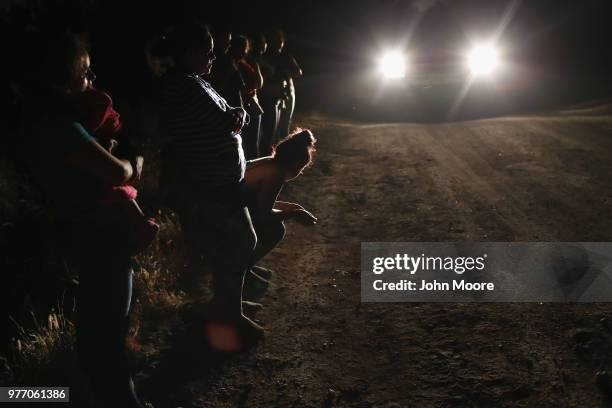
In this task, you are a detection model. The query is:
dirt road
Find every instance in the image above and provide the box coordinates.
[144,109,612,407]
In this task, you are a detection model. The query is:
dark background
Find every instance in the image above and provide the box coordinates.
[2,1,612,400]
[2,0,612,119]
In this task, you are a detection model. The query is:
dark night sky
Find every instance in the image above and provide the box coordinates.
[2,0,612,106]
[198,0,612,75]
[5,0,610,68]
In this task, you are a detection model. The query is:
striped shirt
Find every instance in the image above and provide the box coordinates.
[160,72,246,188]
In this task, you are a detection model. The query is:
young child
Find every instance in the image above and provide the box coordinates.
[242,128,317,281]
[74,87,159,252]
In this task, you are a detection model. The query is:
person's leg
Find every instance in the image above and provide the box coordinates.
[179,198,263,346]
[208,205,257,316]
[251,219,286,266]
[254,114,262,158]
[276,91,295,141]
[70,234,143,408]
[260,100,279,156]
[271,102,282,147]
[123,200,159,251]
[287,90,296,130]
[243,219,285,298]
[242,114,261,160]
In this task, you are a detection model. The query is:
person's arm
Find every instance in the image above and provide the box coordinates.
[274,201,303,211]
[274,201,317,225]
[266,205,317,225]
[168,76,243,135]
[237,62,253,91]
[286,55,302,78]
[273,198,318,225]
[65,131,133,185]
[247,62,264,90]
[130,155,144,181]
[286,208,317,225]
[112,135,144,181]
[250,172,286,223]
[200,84,244,132]
[256,182,317,225]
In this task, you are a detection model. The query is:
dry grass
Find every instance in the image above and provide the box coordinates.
[3,145,194,388]
[9,306,75,379]
[2,102,204,389]
[6,209,191,384]
[132,210,189,316]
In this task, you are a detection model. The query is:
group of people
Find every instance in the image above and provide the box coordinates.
[153,26,303,161]
[18,21,315,408]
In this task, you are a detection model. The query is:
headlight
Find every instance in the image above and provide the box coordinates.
[467,44,499,76]
[378,50,407,79]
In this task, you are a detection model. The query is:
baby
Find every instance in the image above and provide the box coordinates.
[74,87,159,252]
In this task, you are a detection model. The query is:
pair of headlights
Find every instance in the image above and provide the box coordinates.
[379,44,500,79]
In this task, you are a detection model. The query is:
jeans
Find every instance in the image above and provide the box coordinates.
[260,99,281,157]
[276,90,295,141]
[63,223,143,408]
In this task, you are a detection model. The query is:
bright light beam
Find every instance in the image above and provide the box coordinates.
[379,51,407,79]
[467,44,499,76]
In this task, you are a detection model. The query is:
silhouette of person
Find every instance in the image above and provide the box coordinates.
[208,28,244,107]
[255,32,283,156]
[158,22,263,351]
[231,35,264,160]
[19,30,146,408]
[266,29,302,142]
[243,129,317,275]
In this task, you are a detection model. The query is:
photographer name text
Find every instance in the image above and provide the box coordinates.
[373,279,494,291]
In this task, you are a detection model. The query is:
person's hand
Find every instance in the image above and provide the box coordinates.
[100,138,118,153]
[231,107,246,120]
[291,208,317,225]
[231,107,248,129]
[274,201,303,212]
[130,155,144,181]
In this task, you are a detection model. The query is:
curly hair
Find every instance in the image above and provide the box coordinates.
[272,128,316,172]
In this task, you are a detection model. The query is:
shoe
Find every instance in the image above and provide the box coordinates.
[242,300,263,316]
[251,265,274,280]
[243,269,269,300]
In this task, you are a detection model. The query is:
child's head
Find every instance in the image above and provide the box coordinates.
[272,128,316,180]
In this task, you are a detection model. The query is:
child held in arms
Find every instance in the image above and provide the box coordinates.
[75,87,159,252]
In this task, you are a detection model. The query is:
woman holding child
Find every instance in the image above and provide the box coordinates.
[19,31,148,407]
